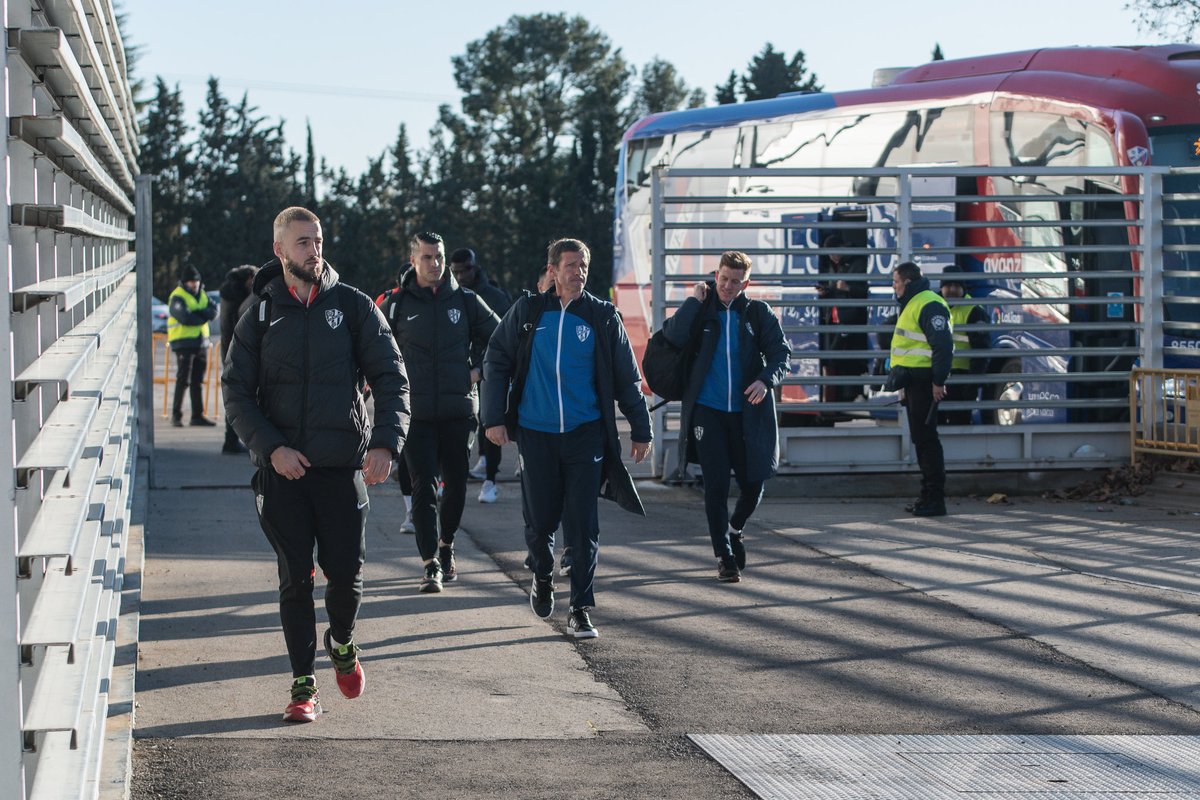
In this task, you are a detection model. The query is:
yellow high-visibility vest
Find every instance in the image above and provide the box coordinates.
[166,285,210,343]
[949,298,976,371]
[891,289,950,368]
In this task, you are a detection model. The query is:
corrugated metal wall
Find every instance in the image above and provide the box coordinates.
[1,1,140,797]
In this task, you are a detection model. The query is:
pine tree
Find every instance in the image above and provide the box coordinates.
[138,78,193,299]
[715,70,739,104]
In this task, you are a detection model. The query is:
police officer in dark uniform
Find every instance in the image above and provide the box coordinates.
[888,261,953,517]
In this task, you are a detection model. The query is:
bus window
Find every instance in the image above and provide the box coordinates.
[990,111,1100,168]
[625,136,667,198]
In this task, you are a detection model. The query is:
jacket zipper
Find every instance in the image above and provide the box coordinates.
[724,307,732,410]
[300,304,310,447]
[555,305,566,432]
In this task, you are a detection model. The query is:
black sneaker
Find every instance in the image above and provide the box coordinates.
[419,561,443,593]
[190,416,217,427]
[912,498,948,517]
[171,415,184,428]
[567,606,598,639]
[440,544,457,582]
[717,555,741,583]
[904,492,929,514]
[530,576,554,619]
[729,532,746,571]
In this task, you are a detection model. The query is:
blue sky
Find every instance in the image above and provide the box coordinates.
[121,0,1159,175]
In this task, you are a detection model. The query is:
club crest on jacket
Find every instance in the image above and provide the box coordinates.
[326,309,344,329]
[577,325,590,343]
[448,308,461,324]
[693,425,704,441]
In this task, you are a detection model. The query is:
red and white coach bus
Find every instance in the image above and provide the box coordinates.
[614,45,1200,423]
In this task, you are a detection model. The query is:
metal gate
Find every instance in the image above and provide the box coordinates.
[647,165,1195,476]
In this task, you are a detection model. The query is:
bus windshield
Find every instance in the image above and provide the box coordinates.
[1150,129,1200,329]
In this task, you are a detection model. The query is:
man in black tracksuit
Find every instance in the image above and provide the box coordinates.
[383,233,499,593]
[663,250,791,583]
[450,247,512,500]
[482,238,651,639]
[223,207,409,723]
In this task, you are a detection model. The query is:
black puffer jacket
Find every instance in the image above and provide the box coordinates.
[381,268,499,421]
[469,265,512,319]
[222,259,410,469]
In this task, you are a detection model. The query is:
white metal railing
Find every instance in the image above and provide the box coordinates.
[648,164,1191,476]
[2,1,139,798]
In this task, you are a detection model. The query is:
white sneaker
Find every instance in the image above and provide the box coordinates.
[400,511,416,534]
[478,480,498,504]
[469,456,487,480]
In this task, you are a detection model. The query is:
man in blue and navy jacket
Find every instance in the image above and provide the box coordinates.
[662,250,791,584]
[482,238,651,640]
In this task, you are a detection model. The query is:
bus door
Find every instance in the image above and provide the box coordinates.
[1068,180,1135,422]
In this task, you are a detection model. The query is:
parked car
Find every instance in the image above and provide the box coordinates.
[150,297,168,333]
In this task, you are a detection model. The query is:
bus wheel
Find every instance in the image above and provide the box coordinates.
[994,358,1023,426]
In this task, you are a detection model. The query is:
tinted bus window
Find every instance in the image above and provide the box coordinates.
[990,112,1113,168]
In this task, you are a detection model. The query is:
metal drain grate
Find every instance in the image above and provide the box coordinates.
[689,734,1200,799]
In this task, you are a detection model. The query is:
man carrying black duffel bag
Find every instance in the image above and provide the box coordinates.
[659,250,790,584]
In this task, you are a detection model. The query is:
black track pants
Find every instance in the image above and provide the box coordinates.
[253,467,368,677]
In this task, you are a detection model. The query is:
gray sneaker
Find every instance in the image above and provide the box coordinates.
[419,561,443,593]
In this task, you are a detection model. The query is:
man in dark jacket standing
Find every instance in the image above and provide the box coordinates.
[887,261,953,517]
[217,264,257,453]
[817,234,870,404]
[223,207,410,723]
[482,238,650,639]
[167,265,218,427]
[450,247,512,501]
[383,233,499,593]
[663,251,791,583]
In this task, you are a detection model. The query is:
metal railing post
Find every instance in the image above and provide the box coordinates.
[897,169,913,264]
[135,175,155,473]
[1142,168,1165,370]
[650,166,667,477]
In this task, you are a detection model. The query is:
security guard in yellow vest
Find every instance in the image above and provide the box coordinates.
[887,261,953,517]
[938,265,991,425]
[167,266,218,427]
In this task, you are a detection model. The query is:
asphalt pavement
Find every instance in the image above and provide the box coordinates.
[129,408,1200,799]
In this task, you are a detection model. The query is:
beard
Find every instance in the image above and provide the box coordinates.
[283,254,322,284]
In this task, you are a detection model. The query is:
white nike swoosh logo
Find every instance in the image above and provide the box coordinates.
[407,314,419,320]
[593,455,603,462]
[270,318,283,326]
[356,501,368,510]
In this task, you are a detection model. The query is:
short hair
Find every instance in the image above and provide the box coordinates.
[409,232,444,255]
[547,238,590,267]
[449,247,476,266]
[894,261,922,282]
[719,250,752,274]
[273,207,320,241]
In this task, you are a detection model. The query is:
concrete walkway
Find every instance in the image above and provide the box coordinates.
[129,406,1200,799]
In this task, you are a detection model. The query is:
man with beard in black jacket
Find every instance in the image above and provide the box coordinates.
[383,233,499,593]
[223,207,409,724]
[450,247,512,502]
[217,264,257,453]
[482,238,650,640]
